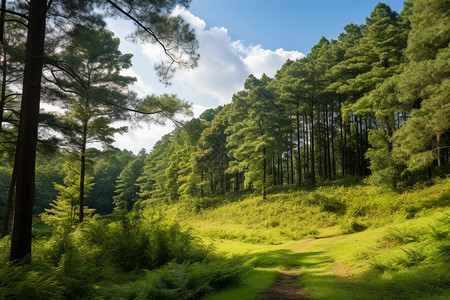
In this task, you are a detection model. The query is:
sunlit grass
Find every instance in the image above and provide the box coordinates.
[155,176,450,299]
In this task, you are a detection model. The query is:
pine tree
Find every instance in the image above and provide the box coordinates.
[113,149,146,210]
[40,159,94,231]
[393,0,450,174]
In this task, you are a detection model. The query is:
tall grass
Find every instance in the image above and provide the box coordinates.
[159,177,450,244]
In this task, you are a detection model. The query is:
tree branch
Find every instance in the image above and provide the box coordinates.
[5,18,27,27]
[0,9,29,20]
[105,0,177,64]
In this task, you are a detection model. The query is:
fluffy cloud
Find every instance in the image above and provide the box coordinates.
[233,42,305,78]
[141,6,305,104]
[109,7,305,152]
[113,123,174,154]
[120,68,153,97]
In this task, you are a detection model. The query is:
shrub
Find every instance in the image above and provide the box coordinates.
[341,218,368,234]
[135,258,246,300]
[0,263,64,300]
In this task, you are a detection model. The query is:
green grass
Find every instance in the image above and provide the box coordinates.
[153,176,450,299]
[200,211,450,299]
[2,177,448,299]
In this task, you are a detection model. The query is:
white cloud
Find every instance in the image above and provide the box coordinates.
[113,123,175,154]
[141,6,305,105]
[120,68,153,97]
[234,43,305,78]
[107,7,305,152]
[192,104,209,118]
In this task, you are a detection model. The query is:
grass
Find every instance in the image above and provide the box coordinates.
[201,210,450,299]
[153,176,450,299]
[2,177,448,299]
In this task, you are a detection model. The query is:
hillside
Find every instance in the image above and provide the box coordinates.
[158,177,450,299]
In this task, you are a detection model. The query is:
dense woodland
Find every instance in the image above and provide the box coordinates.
[0,0,449,299]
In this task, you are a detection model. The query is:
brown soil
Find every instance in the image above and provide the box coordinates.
[261,269,310,300]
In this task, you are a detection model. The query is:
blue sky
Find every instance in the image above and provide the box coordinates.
[108,0,406,153]
[188,0,405,52]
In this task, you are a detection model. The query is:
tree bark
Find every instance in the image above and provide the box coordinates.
[339,100,344,177]
[437,134,441,168]
[10,0,47,262]
[309,104,315,184]
[296,99,302,185]
[0,32,7,134]
[1,165,15,237]
[263,148,266,200]
[79,120,87,222]
[325,102,331,180]
[331,100,336,178]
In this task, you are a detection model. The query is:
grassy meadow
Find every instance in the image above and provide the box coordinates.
[1,176,448,299]
[157,176,450,299]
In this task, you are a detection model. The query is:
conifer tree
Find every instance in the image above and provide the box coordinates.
[113,149,146,210]
[41,159,95,231]
[393,0,449,174]
[4,0,199,262]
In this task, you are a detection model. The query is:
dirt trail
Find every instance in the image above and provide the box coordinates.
[262,235,345,299]
[261,269,310,299]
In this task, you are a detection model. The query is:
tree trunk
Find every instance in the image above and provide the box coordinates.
[318,111,323,180]
[344,120,348,175]
[0,33,7,134]
[355,115,361,176]
[325,102,331,180]
[272,153,276,185]
[10,0,47,262]
[290,133,294,185]
[304,113,309,174]
[201,169,204,196]
[79,121,88,222]
[331,101,336,178]
[309,103,315,184]
[296,100,301,185]
[1,165,15,237]
[339,100,344,177]
[263,148,266,200]
[280,152,283,185]
[437,134,441,168]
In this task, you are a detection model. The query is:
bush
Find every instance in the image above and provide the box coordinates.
[0,263,64,300]
[77,211,209,272]
[341,218,368,234]
[135,258,246,300]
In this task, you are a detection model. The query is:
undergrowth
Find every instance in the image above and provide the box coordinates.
[0,210,247,299]
[160,176,450,244]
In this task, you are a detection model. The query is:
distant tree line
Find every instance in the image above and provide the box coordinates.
[132,0,449,203]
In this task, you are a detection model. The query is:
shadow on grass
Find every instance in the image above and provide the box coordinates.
[208,246,450,300]
[249,249,328,269]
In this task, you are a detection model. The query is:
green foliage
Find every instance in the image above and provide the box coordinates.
[40,159,95,230]
[78,211,208,272]
[35,155,64,213]
[134,259,245,300]
[364,213,449,276]
[113,149,146,210]
[0,263,64,300]
[164,177,450,244]
[0,166,11,220]
[366,129,404,187]
[86,149,135,213]
[0,209,245,299]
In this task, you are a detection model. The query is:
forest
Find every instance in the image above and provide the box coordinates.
[0,0,449,299]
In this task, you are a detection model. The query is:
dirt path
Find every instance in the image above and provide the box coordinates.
[261,269,310,300]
